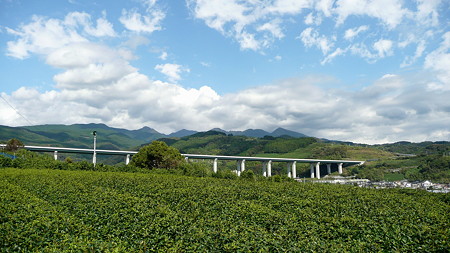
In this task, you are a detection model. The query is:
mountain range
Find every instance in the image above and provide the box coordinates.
[1,123,448,158]
[0,123,308,150]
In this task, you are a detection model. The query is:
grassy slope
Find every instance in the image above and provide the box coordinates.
[1,168,449,252]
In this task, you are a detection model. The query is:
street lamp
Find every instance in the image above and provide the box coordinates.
[92,131,97,167]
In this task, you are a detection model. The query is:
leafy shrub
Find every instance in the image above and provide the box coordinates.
[240,169,256,180]
[0,155,13,168]
[131,141,183,170]
[4,138,24,152]
[180,161,212,177]
[268,175,294,182]
[213,169,238,179]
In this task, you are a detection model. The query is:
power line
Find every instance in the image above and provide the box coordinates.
[0,94,33,125]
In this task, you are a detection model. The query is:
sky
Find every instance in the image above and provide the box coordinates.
[0,0,449,144]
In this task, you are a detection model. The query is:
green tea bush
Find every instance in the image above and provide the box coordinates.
[180,161,212,177]
[268,174,294,182]
[0,155,13,167]
[212,169,238,179]
[240,169,256,180]
[1,168,448,252]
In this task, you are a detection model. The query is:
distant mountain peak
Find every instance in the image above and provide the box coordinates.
[168,129,198,138]
[210,128,227,133]
[271,128,307,138]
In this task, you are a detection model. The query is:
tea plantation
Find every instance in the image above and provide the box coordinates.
[1,168,449,252]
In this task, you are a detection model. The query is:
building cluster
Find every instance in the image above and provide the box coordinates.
[301,177,450,193]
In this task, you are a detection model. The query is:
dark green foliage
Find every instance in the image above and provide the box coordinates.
[356,165,385,181]
[171,134,263,156]
[180,161,212,177]
[0,155,13,167]
[240,169,256,180]
[311,145,348,159]
[189,130,226,137]
[0,124,167,155]
[212,169,238,179]
[2,168,448,252]
[357,155,450,183]
[417,155,450,183]
[131,141,184,170]
[263,137,317,153]
[375,141,450,155]
[5,138,24,152]
[268,174,295,182]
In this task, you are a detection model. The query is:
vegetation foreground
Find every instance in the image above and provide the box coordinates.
[1,168,449,252]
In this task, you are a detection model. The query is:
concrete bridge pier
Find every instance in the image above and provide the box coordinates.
[338,163,343,174]
[237,159,245,176]
[327,163,331,175]
[213,158,218,173]
[54,151,58,160]
[126,154,131,165]
[315,162,321,179]
[287,161,296,178]
[310,163,315,178]
[263,160,272,177]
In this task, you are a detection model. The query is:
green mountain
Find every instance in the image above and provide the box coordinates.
[158,131,391,159]
[0,123,164,150]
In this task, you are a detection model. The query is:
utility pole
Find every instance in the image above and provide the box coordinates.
[92,131,97,167]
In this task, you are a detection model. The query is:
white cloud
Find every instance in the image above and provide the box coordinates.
[373,39,393,58]
[344,25,369,40]
[5,11,118,59]
[236,31,260,51]
[2,73,448,144]
[64,11,116,37]
[350,42,399,63]
[6,15,87,59]
[400,40,426,67]
[119,7,165,33]
[299,27,334,55]
[415,0,441,27]
[187,0,310,51]
[187,0,447,68]
[257,18,284,39]
[321,47,346,65]
[159,51,168,60]
[424,32,450,87]
[304,12,322,25]
[335,0,408,29]
[155,63,190,82]
[123,35,150,49]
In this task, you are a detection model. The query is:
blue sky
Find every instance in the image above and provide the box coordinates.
[0,0,449,144]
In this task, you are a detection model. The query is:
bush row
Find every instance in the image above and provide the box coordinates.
[1,168,449,252]
[0,149,294,182]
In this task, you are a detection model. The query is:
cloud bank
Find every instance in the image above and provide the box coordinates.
[1,0,449,144]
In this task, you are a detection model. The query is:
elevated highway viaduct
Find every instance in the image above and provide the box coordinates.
[1,144,364,179]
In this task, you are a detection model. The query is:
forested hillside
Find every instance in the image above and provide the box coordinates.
[0,124,162,150]
[157,131,450,183]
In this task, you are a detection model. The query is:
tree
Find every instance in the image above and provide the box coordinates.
[5,138,24,152]
[131,141,183,170]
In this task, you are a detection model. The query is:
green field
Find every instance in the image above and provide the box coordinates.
[1,168,449,252]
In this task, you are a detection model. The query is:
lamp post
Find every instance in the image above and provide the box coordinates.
[92,131,97,167]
